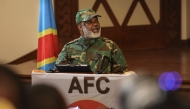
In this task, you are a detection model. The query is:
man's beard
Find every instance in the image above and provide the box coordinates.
[82,23,101,39]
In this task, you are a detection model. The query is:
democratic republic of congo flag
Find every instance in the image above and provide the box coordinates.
[37,0,59,72]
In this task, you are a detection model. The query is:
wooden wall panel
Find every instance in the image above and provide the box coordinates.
[54,0,181,50]
[54,0,78,51]
[164,0,181,47]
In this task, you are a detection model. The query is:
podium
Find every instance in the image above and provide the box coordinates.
[32,72,137,109]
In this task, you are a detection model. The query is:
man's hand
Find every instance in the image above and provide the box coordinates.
[32,69,46,73]
[124,71,135,75]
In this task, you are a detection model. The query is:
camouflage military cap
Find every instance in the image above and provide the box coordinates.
[76,8,101,24]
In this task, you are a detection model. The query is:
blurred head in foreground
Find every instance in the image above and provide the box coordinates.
[119,75,168,109]
[28,84,67,109]
[0,64,28,109]
[119,74,190,109]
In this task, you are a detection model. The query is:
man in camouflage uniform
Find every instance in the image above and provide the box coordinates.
[56,8,127,74]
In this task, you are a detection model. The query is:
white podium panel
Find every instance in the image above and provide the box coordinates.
[32,72,136,109]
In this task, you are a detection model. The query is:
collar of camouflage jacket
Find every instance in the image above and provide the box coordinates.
[79,36,99,46]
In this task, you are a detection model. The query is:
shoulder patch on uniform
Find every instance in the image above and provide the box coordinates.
[102,37,114,44]
[66,38,79,45]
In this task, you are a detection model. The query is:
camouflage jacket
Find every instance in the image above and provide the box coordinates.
[55,36,127,74]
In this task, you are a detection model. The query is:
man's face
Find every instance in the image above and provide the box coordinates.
[83,17,100,33]
[79,17,101,39]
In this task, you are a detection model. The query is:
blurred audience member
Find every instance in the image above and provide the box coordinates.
[0,64,28,109]
[28,84,67,109]
[119,75,189,109]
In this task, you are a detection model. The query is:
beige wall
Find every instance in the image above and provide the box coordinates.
[181,0,190,40]
[0,0,39,64]
[181,0,187,40]
[187,0,190,40]
[0,0,188,64]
